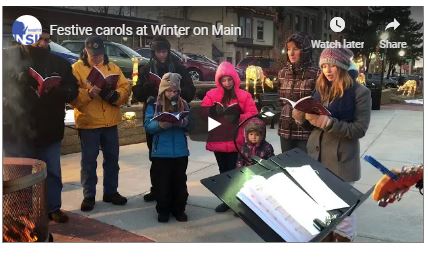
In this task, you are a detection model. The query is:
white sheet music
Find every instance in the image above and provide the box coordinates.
[285,165,349,211]
[236,173,330,242]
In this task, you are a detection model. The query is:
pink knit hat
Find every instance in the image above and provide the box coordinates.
[319,48,353,71]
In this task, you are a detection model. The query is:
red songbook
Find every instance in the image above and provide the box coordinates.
[151,111,190,123]
[87,66,119,90]
[28,67,62,96]
[281,96,331,115]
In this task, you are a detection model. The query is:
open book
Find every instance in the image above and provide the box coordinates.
[213,102,240,113]
[87,66,119,90]
[151,111,190,123]
[236,173,331,242]
[28,67,62,96]
[280,96,331,115]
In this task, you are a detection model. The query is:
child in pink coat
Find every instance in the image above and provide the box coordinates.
[201,61,258,212]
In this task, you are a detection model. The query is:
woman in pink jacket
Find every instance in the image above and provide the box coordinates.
[201,61,258,212]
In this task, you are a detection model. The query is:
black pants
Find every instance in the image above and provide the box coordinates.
[146,133,156,195]
[151,156,189,215]
[214,152,238,174]
[280,137,307,154]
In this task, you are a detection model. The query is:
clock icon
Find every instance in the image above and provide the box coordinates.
[330,17,345,33]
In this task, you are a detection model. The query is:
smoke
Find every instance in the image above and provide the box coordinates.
[2,45,37,155]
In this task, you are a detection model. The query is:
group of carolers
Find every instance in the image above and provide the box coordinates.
[4,29,371,242]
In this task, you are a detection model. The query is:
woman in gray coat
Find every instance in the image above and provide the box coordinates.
[293,47,371,241]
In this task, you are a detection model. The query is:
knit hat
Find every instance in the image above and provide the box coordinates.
[244,118,266,142]
[158,72,182,96]
[150,36,171,52]
[319,48,353,71]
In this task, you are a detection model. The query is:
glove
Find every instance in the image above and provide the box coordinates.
[99,88,119,104]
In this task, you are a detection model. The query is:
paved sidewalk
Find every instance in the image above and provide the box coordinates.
[57,105,423,242]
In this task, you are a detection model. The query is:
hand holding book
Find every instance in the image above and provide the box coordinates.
[305,113,332,129]
[99,88,119,104]
[151,111,190,123]
[292,109,305,124]
[28,67,62,96]
[281,96,330,116]
[87,66,119,90]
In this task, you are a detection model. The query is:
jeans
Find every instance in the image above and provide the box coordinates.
[4,141,63,213]
[37,142,63,213]
[79,126,120,199]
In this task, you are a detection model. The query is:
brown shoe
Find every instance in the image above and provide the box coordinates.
[48,209,69,223]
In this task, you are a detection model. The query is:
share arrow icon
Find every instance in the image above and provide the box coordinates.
[385,18,400,31]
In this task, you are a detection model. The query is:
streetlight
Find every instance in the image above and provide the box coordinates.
[379,32,389,88]
[398,50,405,76]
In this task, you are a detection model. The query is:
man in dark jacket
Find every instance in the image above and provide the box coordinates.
[133,36,195,202]
[3,30,78,223]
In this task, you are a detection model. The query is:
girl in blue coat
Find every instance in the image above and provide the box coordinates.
[144,73,190,223]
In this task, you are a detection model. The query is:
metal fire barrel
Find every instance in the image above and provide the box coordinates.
[3,157,48,242]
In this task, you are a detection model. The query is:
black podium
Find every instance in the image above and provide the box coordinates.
[200,148,374,242]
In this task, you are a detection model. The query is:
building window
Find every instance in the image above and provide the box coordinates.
[239,16,252,38]
[246,18,252,38]
[295,15,301,31]
[304,17,308,33]
[256,20,264,40]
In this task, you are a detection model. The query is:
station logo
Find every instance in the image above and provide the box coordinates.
[12,15,42,45]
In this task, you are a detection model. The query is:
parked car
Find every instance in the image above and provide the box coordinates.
[366,73,398,88]
[49,42,79,64]
[236,56,279,80]
[136,48,218,81]
[183,52,245,79]
[61,40,148,78]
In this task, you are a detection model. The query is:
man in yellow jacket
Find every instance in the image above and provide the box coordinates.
[71,36,131,211]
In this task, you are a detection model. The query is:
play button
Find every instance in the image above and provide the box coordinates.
[208,117,221,131]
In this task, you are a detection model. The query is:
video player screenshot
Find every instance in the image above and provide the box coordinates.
[1,1,425,258]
